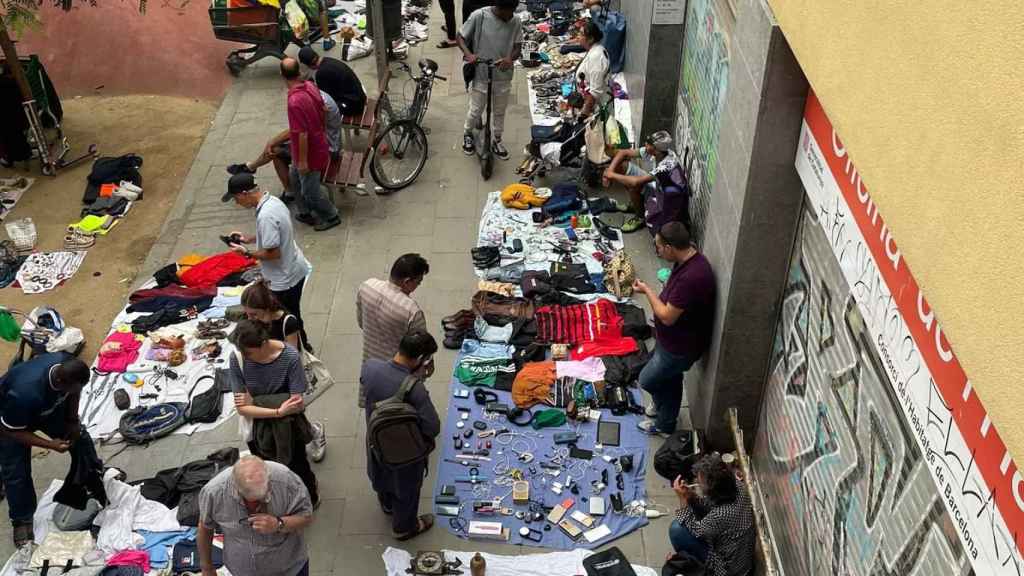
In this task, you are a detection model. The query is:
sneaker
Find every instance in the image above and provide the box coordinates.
[637,419,668,437]
[644,403,657,418]
[295,213,317,226]
[621,215,645,233]
[226,163,254,175]
[307,421,327,463]
[463,134,475,155]
[314,216,341,232]
[12,521,32,549]
[492,139,510,161]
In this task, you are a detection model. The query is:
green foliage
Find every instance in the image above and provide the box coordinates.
[1,0,44,36]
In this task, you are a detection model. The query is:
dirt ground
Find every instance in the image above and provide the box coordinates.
[0,94,216,363]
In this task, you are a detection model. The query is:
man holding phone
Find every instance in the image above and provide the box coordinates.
[197,456,313,576]
[361,331,442,541]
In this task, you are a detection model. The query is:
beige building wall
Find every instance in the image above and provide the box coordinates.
[765,0,1024,454]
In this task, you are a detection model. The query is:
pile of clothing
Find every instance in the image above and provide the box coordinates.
[0,453,237,575]
[442,177,653,412]
[66,155,145,252]
[79,252,255,438]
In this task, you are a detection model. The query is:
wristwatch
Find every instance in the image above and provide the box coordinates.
[275,516,285,533]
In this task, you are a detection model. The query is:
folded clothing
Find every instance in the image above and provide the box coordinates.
[454,356,517,390]
[512,361,556,408]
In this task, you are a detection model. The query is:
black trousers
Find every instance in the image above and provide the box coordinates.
[374,464,426,534]
[439,0,457,40]
[248,432,319,505]
[272,276,312,351]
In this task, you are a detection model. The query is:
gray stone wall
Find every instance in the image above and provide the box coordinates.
[683,0,808,448]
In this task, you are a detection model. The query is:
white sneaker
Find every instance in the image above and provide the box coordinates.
[637,419,667,437]
[644,403,657,418]
[307,421,327,463]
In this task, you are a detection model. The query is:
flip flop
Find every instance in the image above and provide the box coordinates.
[436,40,458,49]
[393,514,434,541]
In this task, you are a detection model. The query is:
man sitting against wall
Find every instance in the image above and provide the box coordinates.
[603,130,681,233]
[668,454,756,576]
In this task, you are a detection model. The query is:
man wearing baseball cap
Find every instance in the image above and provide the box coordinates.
[223,173,314,348]
[603,130,682,233]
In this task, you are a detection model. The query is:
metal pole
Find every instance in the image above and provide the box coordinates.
[727,407,779,576]
[368,0,389,93]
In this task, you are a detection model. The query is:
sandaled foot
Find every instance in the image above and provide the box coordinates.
[393,514,434,541]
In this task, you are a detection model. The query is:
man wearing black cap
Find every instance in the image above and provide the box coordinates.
[223,173,314,347]
[297,46,367,119]
[0,354,101,548]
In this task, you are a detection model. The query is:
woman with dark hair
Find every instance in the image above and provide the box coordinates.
[230,320,325,504]
[576,20,610,117]
[669,454,756,576]
[241,280,307,352]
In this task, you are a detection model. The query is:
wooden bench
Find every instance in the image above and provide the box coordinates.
[322,96,380,199]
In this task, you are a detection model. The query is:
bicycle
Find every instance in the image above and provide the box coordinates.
[370,58,447,191]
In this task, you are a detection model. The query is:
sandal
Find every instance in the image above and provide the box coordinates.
[436,39,458,49]
[393,514,434,541]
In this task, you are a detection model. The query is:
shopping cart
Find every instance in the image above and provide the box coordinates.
[209,0,330,76]
[0,54,97,176]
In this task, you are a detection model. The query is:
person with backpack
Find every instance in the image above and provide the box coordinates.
[229,320,322,508]
[362,331,441,541]
[0,354,101,548]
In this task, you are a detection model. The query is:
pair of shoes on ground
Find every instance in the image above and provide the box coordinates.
[462,134,510,161]
[63,229,96,251]
[621,214,645,234]
[295,213,341,232]
[441,309,474,349]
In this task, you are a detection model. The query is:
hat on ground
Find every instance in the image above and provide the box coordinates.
[297,46,318,67]
[646,130,673,152]
[223,173,256,202]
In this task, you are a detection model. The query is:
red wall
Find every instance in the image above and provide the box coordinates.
[15,0,236,100]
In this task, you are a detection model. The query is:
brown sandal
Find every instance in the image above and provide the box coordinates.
[393,514,434,541]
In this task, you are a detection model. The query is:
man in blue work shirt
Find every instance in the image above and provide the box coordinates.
[0,353,94,548]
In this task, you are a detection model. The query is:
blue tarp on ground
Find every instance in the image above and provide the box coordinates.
[433,351,649,550]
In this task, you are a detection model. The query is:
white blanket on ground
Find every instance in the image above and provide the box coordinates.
[382,547,658,576]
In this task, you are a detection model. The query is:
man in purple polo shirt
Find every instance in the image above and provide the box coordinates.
[632,222,716,436]
[281,57,340,232]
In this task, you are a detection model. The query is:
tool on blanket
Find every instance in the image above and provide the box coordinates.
[406,551,464,576]
[444,458,480,467]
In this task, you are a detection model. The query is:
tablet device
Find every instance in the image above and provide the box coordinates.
[597,420,621,446]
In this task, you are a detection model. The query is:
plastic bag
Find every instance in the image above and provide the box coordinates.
[284,0,309,39]
[605,116,630,149]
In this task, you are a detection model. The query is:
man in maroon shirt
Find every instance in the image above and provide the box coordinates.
[632,222,716,435]
[282,57,340,232]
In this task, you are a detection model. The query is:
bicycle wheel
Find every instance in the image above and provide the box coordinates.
[370,120,429,191]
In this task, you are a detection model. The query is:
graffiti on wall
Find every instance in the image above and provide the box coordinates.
[675,0,729,245]
[752,206,971,575]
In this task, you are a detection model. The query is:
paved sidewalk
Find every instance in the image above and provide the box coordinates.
[0,6,687,572]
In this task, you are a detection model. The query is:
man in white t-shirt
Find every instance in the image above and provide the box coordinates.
[457,0,523,161]
[604,130,681,233]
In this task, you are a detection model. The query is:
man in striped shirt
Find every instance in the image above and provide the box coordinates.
[356,254,429,407]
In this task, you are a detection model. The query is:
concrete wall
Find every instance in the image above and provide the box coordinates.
[682,0,808,447]
[615,0,684,142]
[764,0,1024,459]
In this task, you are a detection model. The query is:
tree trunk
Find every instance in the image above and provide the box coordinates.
[0,16,33,104]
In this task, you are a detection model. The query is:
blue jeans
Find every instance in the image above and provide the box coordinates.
[289,166,338,223]
[670,519,709,562]
[639,345,695,433]
[0,409,74,523]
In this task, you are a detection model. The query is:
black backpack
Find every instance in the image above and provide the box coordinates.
[119,402,187,444]
[367,375,435,469]
[583,547,638,576]
[185,374,223,424]
[654,429,700,481]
